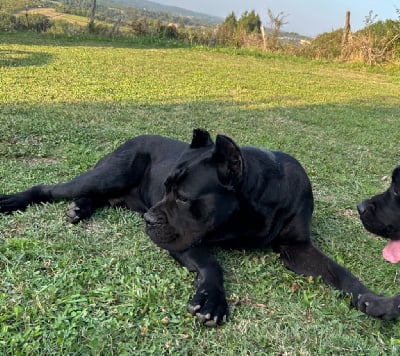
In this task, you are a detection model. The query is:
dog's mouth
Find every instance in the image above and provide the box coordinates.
[382,240,400,264]
[361,224,400,264]
[357,203,400,263]
[143,211,200,252]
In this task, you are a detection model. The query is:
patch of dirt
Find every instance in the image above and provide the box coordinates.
[15,156,60,165]
[18,8,88,26]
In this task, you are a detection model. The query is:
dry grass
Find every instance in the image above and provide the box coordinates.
[17,8,91,26]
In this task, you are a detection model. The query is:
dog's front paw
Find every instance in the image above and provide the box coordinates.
[187,284,228,327]
[66,202,82,224]
[357,293,400,320]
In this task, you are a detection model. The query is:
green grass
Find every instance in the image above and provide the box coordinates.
[1,32,400,354]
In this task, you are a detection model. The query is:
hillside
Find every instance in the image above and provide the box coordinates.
[100,0,222,24]
[0,0,221,28]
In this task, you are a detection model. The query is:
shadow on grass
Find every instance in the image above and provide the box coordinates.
[0,49,54,67]
[0,99,398,165]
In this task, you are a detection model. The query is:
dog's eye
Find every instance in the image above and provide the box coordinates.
[175,191,189,204]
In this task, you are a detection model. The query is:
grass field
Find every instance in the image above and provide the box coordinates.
[1,32,400,354]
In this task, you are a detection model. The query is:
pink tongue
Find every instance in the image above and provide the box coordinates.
[382,240,400,263]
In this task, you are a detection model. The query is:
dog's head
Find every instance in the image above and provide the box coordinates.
[144,129,243,252]
[358,166,400,262]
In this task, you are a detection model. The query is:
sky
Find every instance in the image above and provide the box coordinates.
[153,0,399,37]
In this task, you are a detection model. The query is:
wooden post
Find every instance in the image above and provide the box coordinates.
[260,25,267,50]
[209,26,218,47]
[88,0,97,32]
[341,11,351,59]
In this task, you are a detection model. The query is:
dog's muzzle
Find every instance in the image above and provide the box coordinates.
[357,201,368,215]
[143,209,200,252]
[143,210,163,225]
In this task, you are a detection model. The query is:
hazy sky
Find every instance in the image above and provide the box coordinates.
[154,0,399,37]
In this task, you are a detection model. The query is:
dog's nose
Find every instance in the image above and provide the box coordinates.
[143,211,158,224]
[357,201,368,215]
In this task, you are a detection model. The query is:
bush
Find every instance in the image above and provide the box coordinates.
[47,20,87,36]
[304,17,400,64]
[157,24,179,39]
[0,11,17,31]
[16,13,52,32]
[350,19,400,65]
[301,29,343,60]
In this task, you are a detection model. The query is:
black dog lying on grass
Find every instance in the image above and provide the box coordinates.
[1,129,400,326]
[358,166,400,264]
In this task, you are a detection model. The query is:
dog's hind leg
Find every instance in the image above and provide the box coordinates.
[0,169,123,214]
[0,152,150,215]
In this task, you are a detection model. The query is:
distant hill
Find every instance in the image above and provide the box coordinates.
[99,0,222,25]
[4,0,310,41]
[100,0,310,40]
[1,0,222,28]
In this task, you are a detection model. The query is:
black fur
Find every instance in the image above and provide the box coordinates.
[2,129,400,326]
[358,166,400,239]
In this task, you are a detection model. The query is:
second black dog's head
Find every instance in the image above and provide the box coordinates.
[144,129,243,252]
[358,166,400,240]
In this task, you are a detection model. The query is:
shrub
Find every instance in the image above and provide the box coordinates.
[16,13,52,33]
[350,19,400,65]
[157,24,179,40]
[0,11,16,31]
[301,29,343,60]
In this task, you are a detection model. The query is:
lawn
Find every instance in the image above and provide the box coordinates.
[0,32,400,354]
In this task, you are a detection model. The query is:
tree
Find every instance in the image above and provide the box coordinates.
[222,11,237,33]
[266,9,287,50]
[216,11,238,46]
[238,10,261,34]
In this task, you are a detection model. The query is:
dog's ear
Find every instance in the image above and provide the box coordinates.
[392,166,400,194]
[212,134,243,188]
[190,129,214,148]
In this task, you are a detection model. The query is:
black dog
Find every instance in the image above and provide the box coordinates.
[1,129,400,326]
[358,166,400,264]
